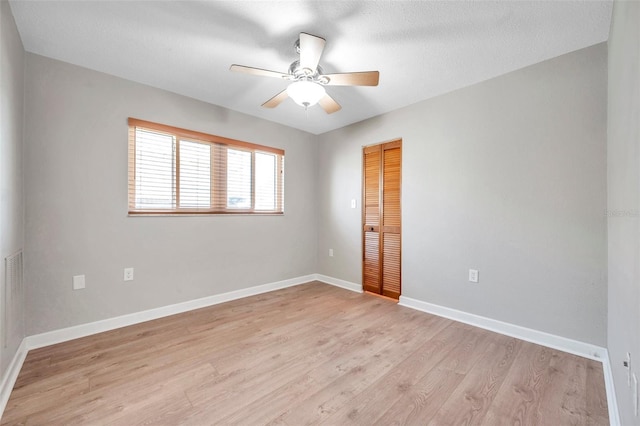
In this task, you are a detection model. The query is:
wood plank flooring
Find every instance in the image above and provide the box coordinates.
[1,282,609,425]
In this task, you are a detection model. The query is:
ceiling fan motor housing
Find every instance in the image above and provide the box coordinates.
[288,60,327,83]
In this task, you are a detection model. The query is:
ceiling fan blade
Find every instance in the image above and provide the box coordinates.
[299,33,326,72]
[230,64,290,80]
[261,89,289,108]
[318,94,341,114]
[323,71,380,86]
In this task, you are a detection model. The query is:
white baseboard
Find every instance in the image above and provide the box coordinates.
[25,274,316,350]
[398,295,606,361]
[314,274,362,293]
[23,273,358,351]
[602,350,621,426]
[0,339,28,417]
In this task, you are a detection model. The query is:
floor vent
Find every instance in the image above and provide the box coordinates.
[4,250,23,348]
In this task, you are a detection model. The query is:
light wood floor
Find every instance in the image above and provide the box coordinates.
[1,282,609,425]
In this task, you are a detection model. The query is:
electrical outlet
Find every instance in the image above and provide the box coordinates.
[72,275,85,290]
[351,199,357,209]
[469,269,479,283]
[329,249,334,257]
[124,267,134,281]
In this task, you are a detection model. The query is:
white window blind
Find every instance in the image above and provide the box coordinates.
[226,148,252,209]
[179,140,211,209]
[128,118,284,215]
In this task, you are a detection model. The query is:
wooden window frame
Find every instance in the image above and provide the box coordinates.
[128,118,284,215]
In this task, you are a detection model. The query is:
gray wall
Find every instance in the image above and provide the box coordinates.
[318,44,608,346]
[607,0,640,424]
[23,54,318,335]
[0,0,25,375]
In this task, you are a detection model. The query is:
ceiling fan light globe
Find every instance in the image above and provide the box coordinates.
[287,81,325,108]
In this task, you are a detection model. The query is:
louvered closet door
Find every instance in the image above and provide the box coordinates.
[381,142,401,299]
[362,140,402,299]
[363,145,381,294]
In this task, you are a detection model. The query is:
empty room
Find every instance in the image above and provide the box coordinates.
[1,0,638,424]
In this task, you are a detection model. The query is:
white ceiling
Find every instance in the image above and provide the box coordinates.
[9,1,612,135]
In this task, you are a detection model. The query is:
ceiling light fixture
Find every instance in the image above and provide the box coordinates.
[286,80,325,109]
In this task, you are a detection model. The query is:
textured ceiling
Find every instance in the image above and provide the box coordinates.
[9,1,612,135]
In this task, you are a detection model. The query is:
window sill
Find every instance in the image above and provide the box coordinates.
[128,210,284,217]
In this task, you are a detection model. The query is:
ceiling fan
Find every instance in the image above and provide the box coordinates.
[230,32,379,114]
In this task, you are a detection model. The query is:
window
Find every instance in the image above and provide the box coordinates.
[128,118,284,215]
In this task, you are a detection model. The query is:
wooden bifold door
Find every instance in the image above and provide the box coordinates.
[362,140,401,299]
